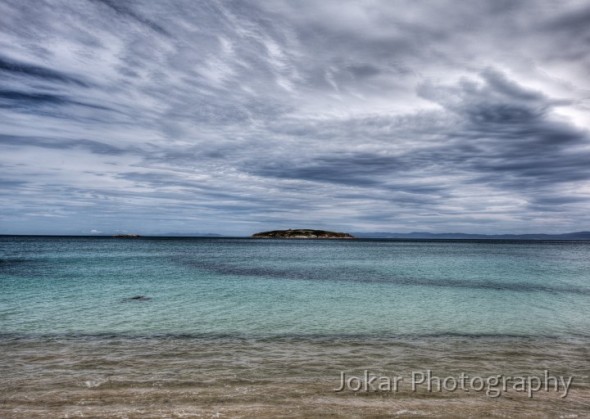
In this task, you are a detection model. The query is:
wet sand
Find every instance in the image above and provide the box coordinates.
[1,335,588,418]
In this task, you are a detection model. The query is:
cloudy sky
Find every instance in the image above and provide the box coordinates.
[1,0,590,235]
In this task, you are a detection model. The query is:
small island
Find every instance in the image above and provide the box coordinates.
[252,229,354,239]
[113,234,141,238]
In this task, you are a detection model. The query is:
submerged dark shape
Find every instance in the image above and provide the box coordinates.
[252,229,354,239]
[123,295,151,302]
[113,234,141,238]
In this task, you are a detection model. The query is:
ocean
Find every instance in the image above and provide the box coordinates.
[1,237,589,417]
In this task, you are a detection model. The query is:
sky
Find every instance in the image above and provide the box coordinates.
[1,0,590,235]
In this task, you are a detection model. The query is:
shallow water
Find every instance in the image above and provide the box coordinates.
[1,237,589,417]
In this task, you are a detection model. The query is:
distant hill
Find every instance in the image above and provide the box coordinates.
[351,231,590,240]
[252,229,354,239]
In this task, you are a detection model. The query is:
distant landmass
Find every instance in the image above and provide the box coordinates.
[351,231,590,240]
[252,229,354,239]
[2,231,589,240]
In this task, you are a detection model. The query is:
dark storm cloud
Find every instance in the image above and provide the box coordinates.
[251,66,590,217]
[1,0,589,234]
[0,90,113,113]
[0,179,27,188]
[254,153,403,187]
[89,0,171,36]
[542,3,590,42]
[0,55,91,87]
[417,69,590,189]
[0,135,127,155]
[0,90,71,107]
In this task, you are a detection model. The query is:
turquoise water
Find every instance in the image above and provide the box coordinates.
[2,237,590,416]
[2,237,589,338]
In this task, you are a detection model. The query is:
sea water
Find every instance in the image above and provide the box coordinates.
[1,237,589,417]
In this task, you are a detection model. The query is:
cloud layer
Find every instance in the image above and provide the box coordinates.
[1,0,589,235]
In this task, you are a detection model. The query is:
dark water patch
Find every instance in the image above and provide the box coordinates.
[388,276,590,296]
[0,257,49,277]
[177,257,380,281]
[121,295,152,302]
[176,257,590,296]
[0,257,30,267]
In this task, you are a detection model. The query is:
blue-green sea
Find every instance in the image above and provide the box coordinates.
[1,237,589,417]
[2,237,590,337]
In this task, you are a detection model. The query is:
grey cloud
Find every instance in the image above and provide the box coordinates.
[0,90,71,107]
[251,67,590,216]
[0,135,127,155]
[346,64,381,79]
[417,69,590,188]
[253,153,402,187]
[88,0,171,36]
[1,0,589,235]
[0,55,91,87]
[0,179,27,188]
[542,3,590,44]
